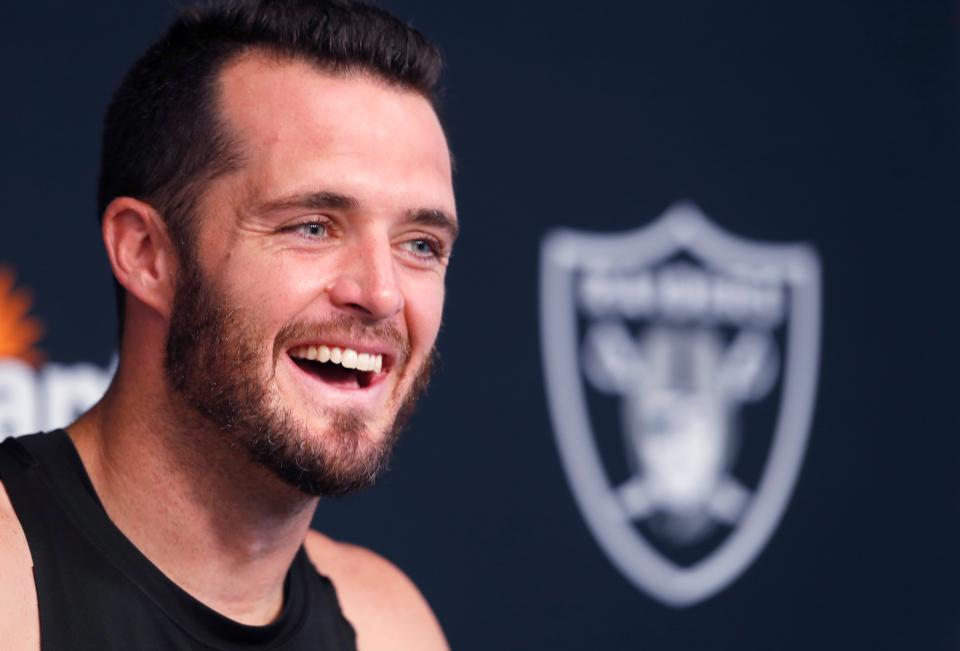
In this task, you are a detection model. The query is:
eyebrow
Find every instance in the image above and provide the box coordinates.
[254,190,459,243]
[254,190,359,214]
[407,208,460,243]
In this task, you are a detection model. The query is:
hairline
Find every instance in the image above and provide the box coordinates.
[159,44,444,261]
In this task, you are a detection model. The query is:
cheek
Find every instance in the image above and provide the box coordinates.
[403,274,445,352]
[217,255,331,326]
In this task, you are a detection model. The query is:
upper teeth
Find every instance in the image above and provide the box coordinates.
[290,345,383,373]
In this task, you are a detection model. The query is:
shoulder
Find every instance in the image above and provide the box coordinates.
[303,529,449,651]
[0,479,39,650]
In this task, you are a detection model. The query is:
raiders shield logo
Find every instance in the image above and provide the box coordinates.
[540,203,820,607]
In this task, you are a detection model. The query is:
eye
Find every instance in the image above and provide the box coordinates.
[290,221,328,239]
[401,238,442,261]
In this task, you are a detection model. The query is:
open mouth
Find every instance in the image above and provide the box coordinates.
[288,345,387,389]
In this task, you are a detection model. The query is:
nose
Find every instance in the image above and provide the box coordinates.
[327,235,404,321]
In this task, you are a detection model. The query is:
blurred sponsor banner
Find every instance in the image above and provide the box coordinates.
[0,267,113,437]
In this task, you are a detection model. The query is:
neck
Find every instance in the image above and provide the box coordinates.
[67,363,318,626]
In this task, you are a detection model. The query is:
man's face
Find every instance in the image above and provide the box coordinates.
[164,56,456,496]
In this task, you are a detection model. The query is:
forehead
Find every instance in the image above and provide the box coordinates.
[215,53,454,210]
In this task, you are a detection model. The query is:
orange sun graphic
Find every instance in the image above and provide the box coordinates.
[0,267,45,367]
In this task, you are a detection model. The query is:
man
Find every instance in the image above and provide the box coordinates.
[0,1,456,649]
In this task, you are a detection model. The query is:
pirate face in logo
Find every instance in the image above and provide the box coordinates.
[541,204,820,607]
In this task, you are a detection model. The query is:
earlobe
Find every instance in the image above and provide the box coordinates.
[101,197,176,319]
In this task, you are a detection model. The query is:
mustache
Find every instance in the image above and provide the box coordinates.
[273,314,410,363]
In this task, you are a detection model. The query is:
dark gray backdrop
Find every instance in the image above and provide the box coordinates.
[1,1,957,649]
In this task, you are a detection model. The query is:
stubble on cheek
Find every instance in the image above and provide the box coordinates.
[163,261,433,496]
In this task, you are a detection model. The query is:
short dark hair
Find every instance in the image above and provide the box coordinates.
[98,0,443,333]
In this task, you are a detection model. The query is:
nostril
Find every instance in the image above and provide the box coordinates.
[345,302,373,315]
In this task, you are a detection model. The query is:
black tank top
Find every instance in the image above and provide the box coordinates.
[0,430,357,651]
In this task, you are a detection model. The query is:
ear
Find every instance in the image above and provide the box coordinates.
[101,197,178,320]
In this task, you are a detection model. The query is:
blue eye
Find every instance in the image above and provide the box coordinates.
[296,222,327,238]
[403,238,439,259]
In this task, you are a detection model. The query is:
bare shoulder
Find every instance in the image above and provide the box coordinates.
[303,529,449,651]
[0,479,39,650]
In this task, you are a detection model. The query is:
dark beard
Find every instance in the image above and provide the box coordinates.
[163,260,433,497]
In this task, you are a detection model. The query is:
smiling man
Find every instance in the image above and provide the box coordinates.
[0,1,455,649]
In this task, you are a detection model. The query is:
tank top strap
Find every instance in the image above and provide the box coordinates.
[295,545,358,647]
[0,433,90,648]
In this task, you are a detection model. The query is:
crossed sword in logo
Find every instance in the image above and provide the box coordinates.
[582,321,779,540]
